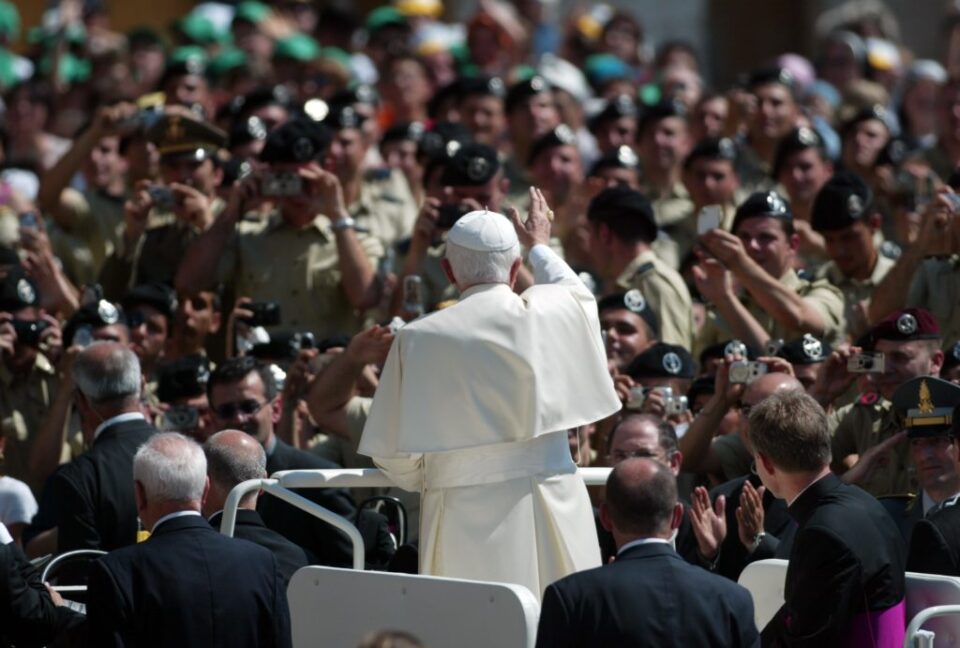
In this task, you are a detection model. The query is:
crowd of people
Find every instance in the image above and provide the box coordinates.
[2,0,960,645]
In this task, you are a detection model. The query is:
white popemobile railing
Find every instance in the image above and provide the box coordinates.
[218,467,615,571]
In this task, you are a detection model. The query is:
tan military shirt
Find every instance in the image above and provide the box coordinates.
[697,269,847,354]
[830,396,915,498]
[816,254,894,339]
[907,255,960,349]
[351,168,418,251]
[615,250,695,349]
[0,353,57,495]
[219,212,384,338]
[50,188,126,286]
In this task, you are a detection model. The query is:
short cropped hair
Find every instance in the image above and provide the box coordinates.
[71,342,142,403]
[134,432,207,503]
[747,390,831,472]
[204,431,268,491]
[604,458,677,536]
[207,356,277,402]
[445,239,521,286]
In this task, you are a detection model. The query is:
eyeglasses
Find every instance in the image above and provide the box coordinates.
[607,448,672,464]
[213,399,268,420]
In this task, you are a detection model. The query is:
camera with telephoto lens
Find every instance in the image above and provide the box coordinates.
[240,301,281,327]
[12,319,49,347]
[261,172,303,197]
[847,352,885,373]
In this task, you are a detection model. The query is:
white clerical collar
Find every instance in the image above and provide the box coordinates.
[264,434,278,457]
[94,412,145,440]
[152,510,202,533]
[617,537,672,556]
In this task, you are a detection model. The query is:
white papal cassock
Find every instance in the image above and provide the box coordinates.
[359,235,622,600]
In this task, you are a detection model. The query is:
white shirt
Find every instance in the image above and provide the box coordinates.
[0,476,38,526]
[151,510,202,533]
[94,411,146,440]
[617,537,672,556]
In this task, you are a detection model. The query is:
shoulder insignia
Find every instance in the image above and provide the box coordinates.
[364,168,391,182]
[632,261,656,278]
[879,240,902,260]
[796,268,814,282]
[942,493,960,511]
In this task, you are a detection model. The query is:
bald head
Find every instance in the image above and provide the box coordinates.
[71,341,141,403]
[745,372,803,402]
[604,457,678,538]
[203,429,267,513]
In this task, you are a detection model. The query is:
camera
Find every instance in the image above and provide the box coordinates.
[697,205,722,235]
[729,360,768,384]
[261,172,303,197]
[161,406,200,432]
[12,318,50,347]
[148,185,175,211]
[18,211,39,229]
[402,275,424,316]
[649,386,689,416]
[240,301,282,327]
[436,203,472,229]
[847,352,885,373]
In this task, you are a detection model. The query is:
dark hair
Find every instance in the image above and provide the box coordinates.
[604,458,677,536]
[207,356,277,402]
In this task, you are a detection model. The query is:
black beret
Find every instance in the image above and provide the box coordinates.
[427,79,463,119]
[859,308,941,350]
[625,342,695,380]
[259,118,332,164]
[527,124,577,166]
[945,341,960,372]
[811,170,874,232]
[505,75,551,114]
[773,127,825,179]
[586,186,658,243]
[597,290,659,337]
[324,102,368,131]
[747,66,796,93]
[329,84,379,108]
[418,121,473,162]
[381,120,426,147]
[228,85,295,120]
[589,145,640,176]
[731,191,792,233]
[63,299,123,346]
[875,137,910,168]
[892,376,960,438]
[459,75,507,100]
[683,136,738,171]
[588,94,638,132]
[0,267,39,312]
[777,333,832,365]
[121,282,178,320]
[440,143,501,186]
[841,104,892,136]
[228,115,269,149]
[157,354,211,403]
[638,98,686,134]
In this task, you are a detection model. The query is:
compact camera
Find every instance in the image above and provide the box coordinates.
[261,172,303,197]
[12,319,50,347]
[161,406,200,432]
[240,301,282,327]
[847,352,885,373]
[728,360,769,384]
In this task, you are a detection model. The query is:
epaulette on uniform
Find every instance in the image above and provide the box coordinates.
[631,261,656,278]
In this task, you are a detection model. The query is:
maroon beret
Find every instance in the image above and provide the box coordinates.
[860,308,941,350]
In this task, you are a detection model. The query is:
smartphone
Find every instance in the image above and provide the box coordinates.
[18,211,39,229]
[729,360,769,384]
[148,185,175,211]
[261,172,303,197]
[241,301,282,327]
[697,205,723,235]
[847,352,885,373]
[403,275,424,316]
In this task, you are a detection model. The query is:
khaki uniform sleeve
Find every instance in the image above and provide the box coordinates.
[800,278,847,346]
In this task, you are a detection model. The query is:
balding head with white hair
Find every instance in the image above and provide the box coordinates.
[133,432,209,531]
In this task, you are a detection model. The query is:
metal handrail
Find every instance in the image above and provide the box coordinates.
[903,604,960,648]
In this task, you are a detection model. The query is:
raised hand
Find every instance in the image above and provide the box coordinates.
[736,481,766,551]
[509,186,552,249]
[689,486,727,560]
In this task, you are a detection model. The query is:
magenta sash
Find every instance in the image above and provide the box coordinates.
[844,599,906,648]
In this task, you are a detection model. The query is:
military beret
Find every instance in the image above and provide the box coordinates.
[459,75,507,100]
[527,124,578,166]
[63,299,123,346]
[233,0,271,25]
[746,66,796,93]
[329,84,380,108]
[588,94,638,132]
[731,190,792,233]
[381,120,426,147]
[163,46,208,79]
[777,333,832,365]
[597,290,659,337]
[147,113,227,160]
[157,354,211,403]
[589,145,640,176]
[121,282,178,320]
[860,308,941,350]
[273,32,321,62]
[0,267,38,312]
[699,339,759,366]
[625,342,695,380]
[772,127,825,179]
[638,98,686,134]
[418,121,473,161]
[586,186,658,244]
[841,104,893,136]
[174,13,221,46]
[944,341,960,373]
[365,6,407,33]
[228,115,268,149]
[505,75,551,114]
[584,53,633,91]
[227,85,295,120]
[811,170,874,232]
[207,47,248,81]
[892,376,960,438]
[440,143,501,187]
[259,118,332,164]
[683,137,738,171]
[875,137,910,168]
[427,79,463,119]
[324,102,368,131]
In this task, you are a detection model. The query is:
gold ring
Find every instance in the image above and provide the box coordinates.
[546,209,555,222]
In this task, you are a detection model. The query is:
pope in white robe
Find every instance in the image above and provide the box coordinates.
[359,189,622,599]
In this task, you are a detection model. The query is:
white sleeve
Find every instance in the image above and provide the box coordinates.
[529,244,579,285]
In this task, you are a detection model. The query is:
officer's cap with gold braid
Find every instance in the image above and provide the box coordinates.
[892,376,960,438]
[146,113,227,161]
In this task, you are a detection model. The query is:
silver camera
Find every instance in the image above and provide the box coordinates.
[847,352,885,373]
[729,360,769,384]
[261,172,303,197]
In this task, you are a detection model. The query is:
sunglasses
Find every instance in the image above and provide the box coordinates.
[213,399,268,420]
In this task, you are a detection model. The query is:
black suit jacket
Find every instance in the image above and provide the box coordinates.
[86,514,291,648]
[1,542,82,648]
[880,494,924,544]
[536,541,758,648]
[50,417,157,553]
[762,473,906,647]
[209,509,311,585]
[906,498,960,576]
[596,498,700,565]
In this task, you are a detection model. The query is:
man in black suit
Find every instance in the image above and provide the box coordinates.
[202,428,311,584]
[1,534,82,647]
[208,357,394,567]
[536,458,758,648]
[749,390,906,646]
[85,432,291,647]
[49,341,158,552]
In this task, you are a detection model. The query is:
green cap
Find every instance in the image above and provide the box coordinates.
[234,1,271,25]
[176,13,223,45]
[208,47,247,80]
[0,48,18,88]
[0,1,20,42]
[319,46,351,68]
[366,6,406,32]
[39,52,91,84]
[168,45,209,73]
[274,32,321,62]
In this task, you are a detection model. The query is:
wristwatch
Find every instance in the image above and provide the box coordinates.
[330,216,357,232]
[747,531,766,554]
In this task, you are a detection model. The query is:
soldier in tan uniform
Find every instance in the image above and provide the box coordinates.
[0,268,57,495]
[694,191,846,354]
[811,171,895,338]
[176,118,382,340]
[829,308,945,498]
[586,186,694,350]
